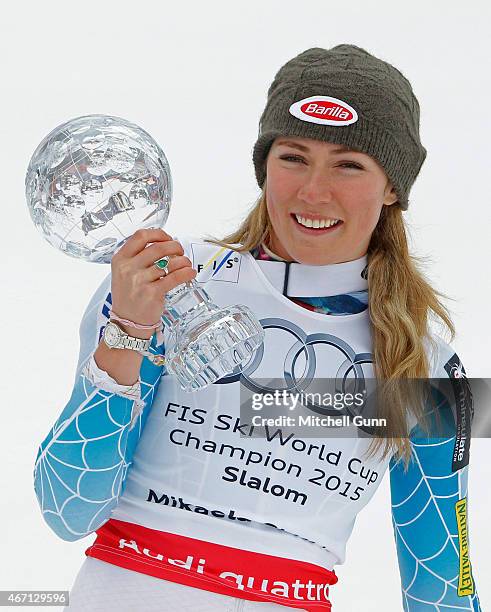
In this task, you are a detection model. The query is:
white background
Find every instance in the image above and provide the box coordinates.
[1,1,490,611]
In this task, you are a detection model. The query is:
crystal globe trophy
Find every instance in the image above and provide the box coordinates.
[25,114,264,392]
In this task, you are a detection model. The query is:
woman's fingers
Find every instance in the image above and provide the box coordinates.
[146,255,194,282]
[136,239,185,269]
[152,265,198,299]
[114,228,174,260]
[110,229,191,327]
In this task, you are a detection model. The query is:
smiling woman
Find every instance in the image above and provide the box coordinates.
[201,44,481,610]
[34,44,481,612]
[263,136,398,264]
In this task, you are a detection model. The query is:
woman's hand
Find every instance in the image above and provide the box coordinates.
[110,228,197,337]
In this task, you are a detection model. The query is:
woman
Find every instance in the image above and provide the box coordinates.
[34,44,481,611]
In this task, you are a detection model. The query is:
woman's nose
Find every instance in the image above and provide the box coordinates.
[297,170,334,204]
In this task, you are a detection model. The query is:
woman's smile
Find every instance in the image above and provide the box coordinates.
[290,213,344,236]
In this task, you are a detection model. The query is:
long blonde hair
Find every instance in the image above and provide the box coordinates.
[203,183,455,468]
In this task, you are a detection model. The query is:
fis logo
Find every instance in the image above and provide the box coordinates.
[191,243,241,283]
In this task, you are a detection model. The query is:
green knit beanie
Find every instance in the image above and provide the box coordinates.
[252,44,427,211]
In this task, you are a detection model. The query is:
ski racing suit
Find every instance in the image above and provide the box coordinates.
[33,236,481,611]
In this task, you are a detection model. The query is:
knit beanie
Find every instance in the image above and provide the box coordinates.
[252,44,427,211]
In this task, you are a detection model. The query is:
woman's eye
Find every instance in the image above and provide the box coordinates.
[340,162,363,170]
[279,155,362,170]
[280,155,304,163]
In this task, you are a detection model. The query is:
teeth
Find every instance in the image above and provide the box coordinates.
[295,214,340,229]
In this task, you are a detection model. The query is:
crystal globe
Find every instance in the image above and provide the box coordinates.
[25,114,172,263]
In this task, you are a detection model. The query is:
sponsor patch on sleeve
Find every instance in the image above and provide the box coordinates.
[455,497,475,596]
[443,354,473,472]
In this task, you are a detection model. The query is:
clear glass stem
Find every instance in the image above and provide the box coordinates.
[162,279,212,327]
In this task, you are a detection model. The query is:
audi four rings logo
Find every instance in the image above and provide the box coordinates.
[215,317,374,432]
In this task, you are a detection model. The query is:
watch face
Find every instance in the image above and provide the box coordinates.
[104,322,121,347]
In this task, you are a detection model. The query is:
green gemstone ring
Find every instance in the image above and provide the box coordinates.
[154,256,170,273]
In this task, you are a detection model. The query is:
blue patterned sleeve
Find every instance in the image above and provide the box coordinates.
[389,340,481,611]
[33,273,165,541]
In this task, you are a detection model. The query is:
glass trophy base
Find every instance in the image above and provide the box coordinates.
[165,304,264,392]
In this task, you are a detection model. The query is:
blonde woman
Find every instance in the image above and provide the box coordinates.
[34,45,480,611]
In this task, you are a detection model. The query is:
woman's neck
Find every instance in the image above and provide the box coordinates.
[250,241,369,299]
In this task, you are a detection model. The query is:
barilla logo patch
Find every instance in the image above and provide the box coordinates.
[191,243,241,283]
[289,96,358,126]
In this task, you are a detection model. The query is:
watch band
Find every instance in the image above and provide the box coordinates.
[104,321,152,352]
[119,334,152,351]
[103,321,166,367]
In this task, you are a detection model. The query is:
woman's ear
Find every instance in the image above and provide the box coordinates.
[383,181,398,207]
